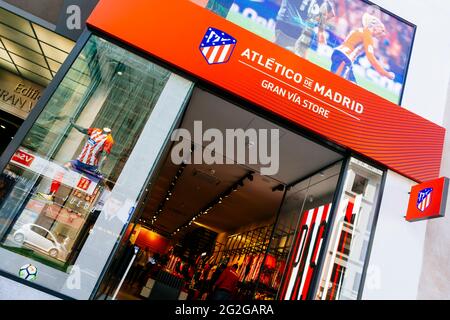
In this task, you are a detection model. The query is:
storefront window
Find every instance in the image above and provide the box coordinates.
[315,158,384,300]
[0,35,193,299]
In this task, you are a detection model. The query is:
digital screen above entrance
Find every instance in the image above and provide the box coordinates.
[87,0,444,182]
[196,0,416,105]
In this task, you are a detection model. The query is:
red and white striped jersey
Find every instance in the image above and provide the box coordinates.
[77,128,114,166]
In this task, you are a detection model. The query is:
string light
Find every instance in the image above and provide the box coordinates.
[171,171,255,236]
[151,163,187,225]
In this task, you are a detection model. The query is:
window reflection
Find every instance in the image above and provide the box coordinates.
[0,35,173,282]
[316,158,383,300]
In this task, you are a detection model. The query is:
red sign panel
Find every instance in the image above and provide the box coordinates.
[77,177,92,191]
[87,0,445,182]
[11,149,35,167]
[406,177,449,222]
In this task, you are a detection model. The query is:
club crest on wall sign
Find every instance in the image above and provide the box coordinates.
[406,177,449,222]
[199,27,237,65]
[417,187,433,212]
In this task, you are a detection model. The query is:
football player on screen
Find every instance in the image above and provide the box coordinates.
[275,0,335,58]
[330,12,395,83]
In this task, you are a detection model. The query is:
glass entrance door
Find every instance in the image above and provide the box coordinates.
[251,161,343,300]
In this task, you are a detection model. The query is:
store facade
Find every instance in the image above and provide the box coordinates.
[0,0,446,300]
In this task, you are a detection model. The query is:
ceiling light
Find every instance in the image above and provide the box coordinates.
[0,125,5,129]
[117,71,123,76]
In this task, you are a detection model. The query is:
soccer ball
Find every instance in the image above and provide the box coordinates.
[18,264,38,281]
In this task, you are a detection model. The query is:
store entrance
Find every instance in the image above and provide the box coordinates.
[96,88,344,301]
[0,109,22,155]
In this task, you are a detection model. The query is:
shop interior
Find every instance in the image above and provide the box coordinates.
[96,88,345,301]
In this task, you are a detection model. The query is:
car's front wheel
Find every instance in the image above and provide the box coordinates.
[48,248,59,258]
[14,233,25,244]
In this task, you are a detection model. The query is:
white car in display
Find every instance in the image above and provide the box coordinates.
[13,224,66,258]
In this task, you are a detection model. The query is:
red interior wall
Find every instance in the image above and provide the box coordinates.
[135,228,170,254]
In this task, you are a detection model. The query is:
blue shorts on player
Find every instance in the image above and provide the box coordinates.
[330,50,357,83]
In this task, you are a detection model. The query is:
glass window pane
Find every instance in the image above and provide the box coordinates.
[2,38,47,67]
[0,24,40,52]
[12,54,52,78]
[315,158,384,300]
[0,8,35,37]
[41,42,69,64]
[0,48,12,62]
[32,24,75,54]
[15,67,50,87]
[0,35,193,299]
[0,59,16,74]
[47,59,62,73]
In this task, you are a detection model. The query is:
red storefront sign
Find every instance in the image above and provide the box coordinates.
[406,177,449,222]
[11,149,35,167]
[87,0,445,182]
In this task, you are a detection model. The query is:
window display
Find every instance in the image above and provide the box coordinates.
[0,35,194,298]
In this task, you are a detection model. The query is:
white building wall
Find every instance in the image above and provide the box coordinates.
[362,171,426,299]
[417,80,450,299]
[361,0,450,300]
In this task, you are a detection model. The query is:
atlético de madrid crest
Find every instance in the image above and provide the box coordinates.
[417,187,433,212]
[200,27,237,65]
